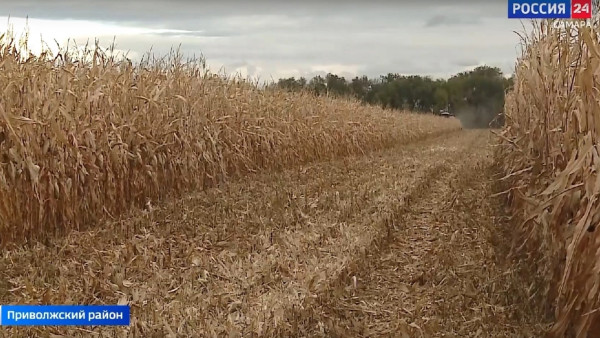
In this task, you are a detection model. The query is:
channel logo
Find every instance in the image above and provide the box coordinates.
[508,0,592,19]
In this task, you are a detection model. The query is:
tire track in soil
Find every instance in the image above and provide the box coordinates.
[295,131,547,337]
[252,136,472,337]
[273,130,479,337]
[200,130,482,337]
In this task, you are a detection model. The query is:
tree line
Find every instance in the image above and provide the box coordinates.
[269,66,514,128]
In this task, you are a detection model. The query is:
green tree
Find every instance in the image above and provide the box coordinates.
[434,87,449,111]
[325,73,350,97]
[309,75,327,95]
[447,66,507,127]
[274,65,509,127]
[276,77,307,92]
[350,76,371,101]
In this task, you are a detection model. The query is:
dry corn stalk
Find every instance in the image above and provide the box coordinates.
[497,19,600,337]
[0,31,460,246]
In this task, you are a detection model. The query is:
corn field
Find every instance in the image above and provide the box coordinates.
[497,19,600,337]
[0,33,460,247]
[0,25,563,337]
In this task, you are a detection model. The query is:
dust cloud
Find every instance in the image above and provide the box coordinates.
[455,103,504,129]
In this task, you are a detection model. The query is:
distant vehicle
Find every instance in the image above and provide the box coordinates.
[440,109,453,118]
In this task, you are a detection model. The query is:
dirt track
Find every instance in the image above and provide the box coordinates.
[0,130,549,337]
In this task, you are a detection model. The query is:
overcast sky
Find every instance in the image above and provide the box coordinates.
[1,1,528,80]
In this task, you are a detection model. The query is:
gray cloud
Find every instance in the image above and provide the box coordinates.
[425,14,482,27]
[454,58,480,68]
[0,1,527,80]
